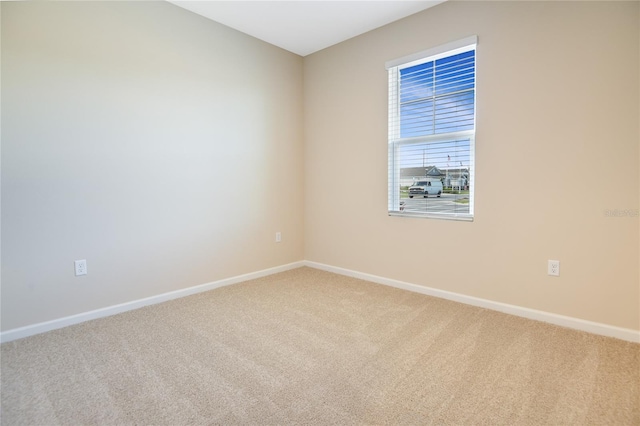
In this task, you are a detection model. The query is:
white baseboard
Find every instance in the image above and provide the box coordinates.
[3,260,638,344]
[304,261,640,343]
[0,261,305,344]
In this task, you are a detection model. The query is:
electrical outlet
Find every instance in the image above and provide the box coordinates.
[548,260,560,276]
[275,232,282,243]
[75,259,87,276]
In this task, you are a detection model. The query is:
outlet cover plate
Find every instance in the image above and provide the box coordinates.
[75,259,87,276]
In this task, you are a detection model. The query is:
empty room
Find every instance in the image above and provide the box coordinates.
[1,0,639,424]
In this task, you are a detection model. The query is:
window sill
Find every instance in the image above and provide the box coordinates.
[388,211,474,222]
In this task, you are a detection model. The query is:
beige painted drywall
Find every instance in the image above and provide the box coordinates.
[304,1,640,330]
[2,0,639,335]
[1,1,304,331]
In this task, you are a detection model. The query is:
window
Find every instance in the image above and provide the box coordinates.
[387,36,477,220]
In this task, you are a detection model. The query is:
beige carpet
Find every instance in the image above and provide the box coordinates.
[1,267,639,425]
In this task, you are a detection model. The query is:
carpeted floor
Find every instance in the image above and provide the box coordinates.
[1,267,639,425]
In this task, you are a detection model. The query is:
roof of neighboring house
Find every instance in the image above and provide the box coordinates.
[400,166,444,178]
[443,168,470,178]
[400,166,469,179]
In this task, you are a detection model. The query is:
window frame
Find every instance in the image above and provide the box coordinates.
[387,36,477,221]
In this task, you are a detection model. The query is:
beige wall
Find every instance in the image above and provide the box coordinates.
[1,1,304,331]
[2,1,639,334]
[304,1,640,330]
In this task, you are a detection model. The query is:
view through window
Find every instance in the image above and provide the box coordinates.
[387,37,476,220]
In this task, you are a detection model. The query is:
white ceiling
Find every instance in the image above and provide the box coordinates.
[168,1,445,57]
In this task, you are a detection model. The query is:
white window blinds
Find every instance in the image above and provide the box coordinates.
[388,36,477,220]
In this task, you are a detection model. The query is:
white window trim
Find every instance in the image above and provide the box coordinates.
[385,35,478,70]
[387,36,477,221]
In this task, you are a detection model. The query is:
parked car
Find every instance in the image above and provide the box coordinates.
[408,180,442,198]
